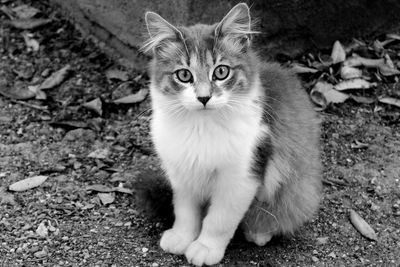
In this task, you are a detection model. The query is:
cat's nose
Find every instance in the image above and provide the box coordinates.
[197,96,211,107]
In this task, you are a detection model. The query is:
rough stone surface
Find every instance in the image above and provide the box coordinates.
[49,0,400,66]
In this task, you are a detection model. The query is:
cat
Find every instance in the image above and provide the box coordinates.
[141,3,322,266]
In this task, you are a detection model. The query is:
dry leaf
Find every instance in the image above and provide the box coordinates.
[291,63,318,74]
[114,187,133,195]
[87,148,110,159]
[39,65,71,90]
[113,88,149,104]
[379,97,400,108]
[378,64,400,76]
[28,85,47,100]
[334,79,376,91]
[351,140,369,149]
[345,56,385,68]
[349,209,377,241]
[86,184,133,195]
[98,192,115,205]
[12,4,40,19]
[310,82,349,109]
[36,222,48,238]
[350,95,375,104]
[86,184,113,193]
[8,18,51,30]
[331,40,346,64]
[22,32,39,52]
[340,65,363,80]
[9,175,48,191]
[386,33,400,40]
[0,84,36,100]
[83,98,102,116]
[106,69,129,81]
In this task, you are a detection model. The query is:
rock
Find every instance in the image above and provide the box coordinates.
[316,236,329,245]
[34,250,47,258]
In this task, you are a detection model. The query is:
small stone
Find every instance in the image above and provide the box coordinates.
[115,222,123,227]
[311,256,319,262]
[142,247,148,253]
[34,250,47,258]
[124,222,132,227]
[316,236,329,245]
[152,263,159,267]
[328,252,337,258]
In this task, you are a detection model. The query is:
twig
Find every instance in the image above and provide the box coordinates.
[10,99,49,111]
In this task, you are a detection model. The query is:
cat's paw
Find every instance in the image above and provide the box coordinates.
[185,240,225,266]
[244,231,273,246]
[160,229,194,255]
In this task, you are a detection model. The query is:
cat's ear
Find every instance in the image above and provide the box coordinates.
[141,12,185,55]
[215,3,255,51]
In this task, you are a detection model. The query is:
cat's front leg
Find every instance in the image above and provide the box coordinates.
[185,168,259,266]
[160,187,201,255]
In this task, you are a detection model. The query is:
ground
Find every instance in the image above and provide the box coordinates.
[0,1,399,267]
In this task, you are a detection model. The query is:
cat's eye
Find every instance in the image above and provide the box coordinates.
[213,65,230,80]
[175,69,193,83]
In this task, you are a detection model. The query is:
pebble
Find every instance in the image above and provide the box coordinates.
[34,250,47,258]
[328,252,337,258]
[311,256,319,262]
[152,263,159,267]
[142,247,148,253]
[316,236,329,245]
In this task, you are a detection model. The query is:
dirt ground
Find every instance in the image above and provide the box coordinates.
[0,1,399,266]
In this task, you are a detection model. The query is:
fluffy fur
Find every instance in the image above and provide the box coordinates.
[141,3,321,266]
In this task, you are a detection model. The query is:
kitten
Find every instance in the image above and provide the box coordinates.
[141,3,322,266]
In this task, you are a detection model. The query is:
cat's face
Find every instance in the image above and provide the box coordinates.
[143,4,258,112]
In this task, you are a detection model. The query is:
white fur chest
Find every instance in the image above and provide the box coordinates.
[151,106,263,192]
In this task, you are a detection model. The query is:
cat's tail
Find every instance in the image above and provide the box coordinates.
[132,168,174,225]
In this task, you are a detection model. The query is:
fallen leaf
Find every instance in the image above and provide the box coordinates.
[0,83,35,100]
[8,18,51,30]
[378,97,400,108]
[98,192,115,205]
[331,40,346,64]
[83,98,102,116]
[86,184,133,195]
[39,65,71,90]
[344,38,366,53]
[86,184,114,193]
[87,148,110,159]
[36,222,48,238]
[334,79,376,91]
[49,120,89,130]
[310,82,349,109]
[9,175,48,191]
[28,85,47,100]
[386,33,400,40]
[351,140,369,149]
[106,69,129,81]
[349,209,377,241]
[345,56,385,68]
[340,65,363,80]
[12,4,40,19]
[350,95,375,104]
[378,64,400,76]
[21,32,39,52]
[114,187,133,195]
[113,88,149,104]
[291,63,318,74]
[372,40,384,52]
